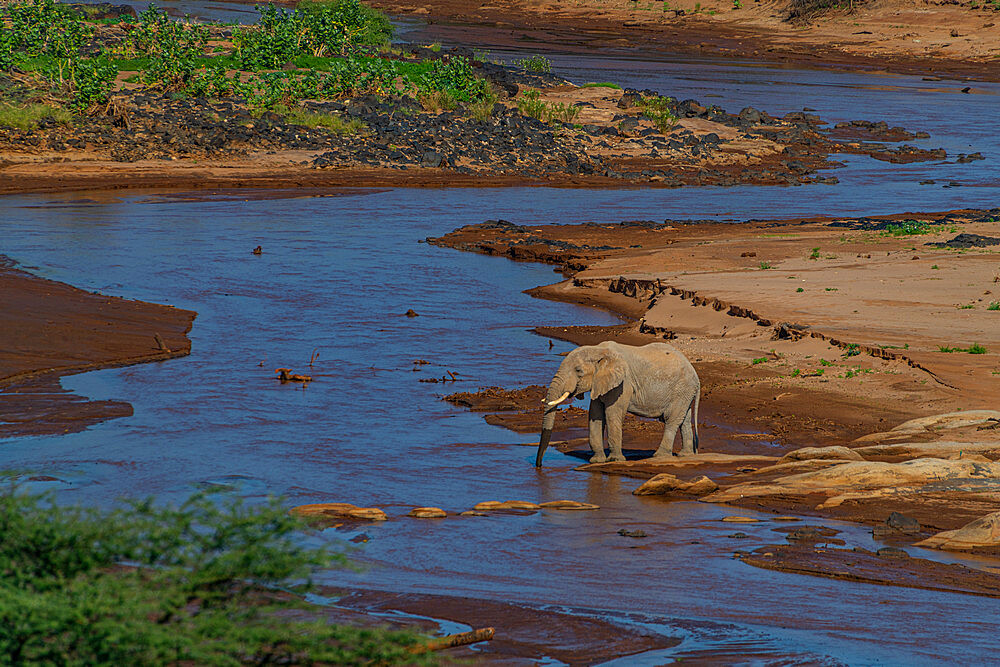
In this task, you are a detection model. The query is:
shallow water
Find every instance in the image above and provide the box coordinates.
[5,16,1000,662]
[3,185,1000,664]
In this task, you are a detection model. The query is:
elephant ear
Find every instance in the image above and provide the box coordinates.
[591,351,627,399]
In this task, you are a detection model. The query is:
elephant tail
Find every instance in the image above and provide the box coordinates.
[692,391,700,454]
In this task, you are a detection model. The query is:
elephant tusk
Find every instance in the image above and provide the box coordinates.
[545,391,571,407]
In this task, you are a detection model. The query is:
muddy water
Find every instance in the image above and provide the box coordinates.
[3,186,999,664]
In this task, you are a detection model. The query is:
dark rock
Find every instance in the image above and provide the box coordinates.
[421,150,444,167]
[927,233,1000,249]
[404,309,419,317]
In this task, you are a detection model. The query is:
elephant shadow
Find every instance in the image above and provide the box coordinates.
[563,448,661,462]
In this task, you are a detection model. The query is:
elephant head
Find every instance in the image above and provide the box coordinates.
[535,345,627,467]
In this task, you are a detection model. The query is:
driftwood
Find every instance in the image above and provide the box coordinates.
[411,627,495,653]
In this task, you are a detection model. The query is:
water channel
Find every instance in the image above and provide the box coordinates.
[4,11,1000,665]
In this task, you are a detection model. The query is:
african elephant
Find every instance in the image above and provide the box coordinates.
[535,341,700,467]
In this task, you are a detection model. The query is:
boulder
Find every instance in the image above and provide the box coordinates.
[855,441,1000,460]
[291,503,388,521]
[780,446,865,462]
[721,516,760,523]
[916,511,1000,551]
[408,507,447,518]
[633,473,718,496]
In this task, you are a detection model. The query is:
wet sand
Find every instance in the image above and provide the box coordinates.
[0,258,195,437]
[378,0,1000,81]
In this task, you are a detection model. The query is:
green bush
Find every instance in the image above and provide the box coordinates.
[124,6,210,88]
[0,489,429,665]
[514,54,552,73]
[5,0,93,59]
[234,0,394,69]
[418,55,491,101]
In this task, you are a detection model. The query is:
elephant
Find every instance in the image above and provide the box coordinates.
[535,341,700,467]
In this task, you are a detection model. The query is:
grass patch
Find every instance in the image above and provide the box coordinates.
[0,102,73,130]
[751,357,768,365]
[581,82,622,90]
[988,301,1000,311]
[940,343,989,354]
[284,108,365,134]
[636,94,678,133]
[516,89,579,124]
[758,261,772,269]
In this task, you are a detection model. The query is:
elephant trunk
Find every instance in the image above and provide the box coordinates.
[536,375,571,468]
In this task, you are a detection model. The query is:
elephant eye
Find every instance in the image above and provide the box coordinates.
[575,367,583,375]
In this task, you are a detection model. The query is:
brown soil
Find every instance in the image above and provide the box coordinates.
[739,544,1000,598]
[378,0,1000,81]
[0,259,196,437]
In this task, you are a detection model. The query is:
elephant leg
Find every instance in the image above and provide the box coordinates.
[652,414,683,458]
[588,400,607,463]
[605,407,626,462]
[678,404,696,455]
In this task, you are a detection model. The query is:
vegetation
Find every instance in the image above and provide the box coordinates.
[516,89,579,124]
[988,301,1000,311]
[0,102,72,129]
[284,108,367,133]
[0,0,493,118]
[939,343,988,354]
[636,94,678,133]
[581,82,622,90]
[0,489,428,665]
[514,54,552,73]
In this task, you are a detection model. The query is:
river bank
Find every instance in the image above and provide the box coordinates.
[431,208,1000,595]
[375,0,1000,82]
[0,257,194,438]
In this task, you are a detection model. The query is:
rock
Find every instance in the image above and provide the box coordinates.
[408,507,447,518]
[618,528,647,538]
[886,511,921,534]
[291,503,388,521]
[473,500,541,511]
[855,441,1000,459]
[890,410,1000,433]
[876,546,910,558]
[722,516,760,523]
[538,500,600,510]
[772,516,802,522]
[916,511,1000,551]
[459,510,487,517]
[633,474,718,496]
[404,309,419,317]
[421,150,444,167]
[728,532,749,539]
[703,458,1000,508]
[780,446,865,462]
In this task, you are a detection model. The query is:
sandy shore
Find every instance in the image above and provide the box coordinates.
[379,0,1000,81]
[434,208,1000,593]
[0,258,195,437]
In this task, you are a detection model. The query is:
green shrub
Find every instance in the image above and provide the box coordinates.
[234,0,394,69]
[514,54,552,73]
[418,55,491,101]
[637,95,678,133]
[123,6,210,88]
[0,490,428,665]
[4,0,93,59]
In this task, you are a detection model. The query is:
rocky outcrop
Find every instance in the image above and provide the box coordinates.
[703,458,1000,509]
[291,503,388,521]
[916,511,1000,551]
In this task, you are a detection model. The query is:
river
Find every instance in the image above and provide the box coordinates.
[3,15,1000,666]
